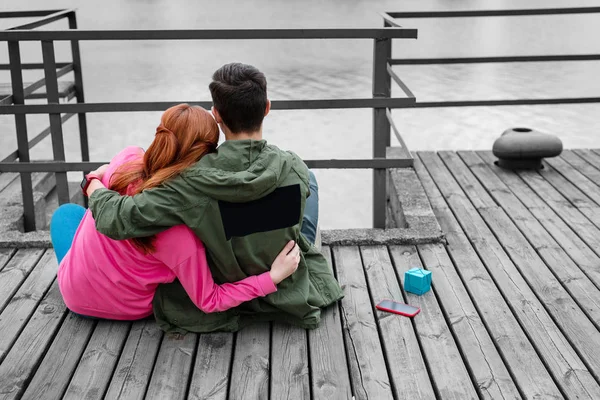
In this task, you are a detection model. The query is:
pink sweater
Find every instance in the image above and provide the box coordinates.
[57,146,276,320]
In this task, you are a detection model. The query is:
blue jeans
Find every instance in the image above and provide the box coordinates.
[50,172,320,263]
[301,170,319,245]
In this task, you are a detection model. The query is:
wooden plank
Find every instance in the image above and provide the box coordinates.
[560,150,600,186]
[62,320,131,400]
[453,151,600,323]
[0,281,67,400]
[271,323,310,400]
[545,155,600,206]
[389,245,478,400]
[332,245,393,400]
[21,314,96,400]
[0,250,58,363]
[0,248,45,313]
[535,161,600,229]
[416,243,521,399]
[307,246,352,400]
[228,323,270,400]
[477,150,600,285]
[414,154,563,399]
[0,173,18,194]
[359,246,436,400]
[104,319,163,400]
[0,249,15,273]
[439,151,600,379]
[145,332,197,400]
[418,151,600,398]
[573,149,600,172]
[188,332,234,400]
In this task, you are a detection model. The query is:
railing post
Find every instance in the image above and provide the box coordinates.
[8,41,36,231]
[372,31,392,229]
[42,40,70,205]
[67,12,90,166]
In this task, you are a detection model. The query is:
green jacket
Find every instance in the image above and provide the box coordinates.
[89,139,344,332]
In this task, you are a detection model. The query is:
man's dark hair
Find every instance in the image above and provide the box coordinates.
[209,63,268,134]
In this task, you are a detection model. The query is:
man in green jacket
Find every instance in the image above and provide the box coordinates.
[86,63,344,332]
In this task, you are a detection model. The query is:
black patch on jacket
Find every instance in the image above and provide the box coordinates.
[218,184,301,240]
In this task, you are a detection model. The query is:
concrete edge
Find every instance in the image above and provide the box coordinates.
[0,226,447,249]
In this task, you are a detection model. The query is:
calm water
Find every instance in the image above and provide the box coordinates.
[1,0,599,228]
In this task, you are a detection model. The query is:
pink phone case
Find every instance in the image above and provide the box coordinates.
[376,299,421,317]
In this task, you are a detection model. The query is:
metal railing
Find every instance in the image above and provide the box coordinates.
[0,9,88,232]
[0,10,418,231]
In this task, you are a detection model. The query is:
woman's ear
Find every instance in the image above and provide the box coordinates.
[211,106,223,124]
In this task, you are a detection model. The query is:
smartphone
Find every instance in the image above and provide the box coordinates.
[376,299,420,317]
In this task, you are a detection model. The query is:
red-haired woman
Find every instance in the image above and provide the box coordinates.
[50,104,300,320]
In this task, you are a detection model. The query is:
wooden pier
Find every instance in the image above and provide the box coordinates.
[2,149,600,399]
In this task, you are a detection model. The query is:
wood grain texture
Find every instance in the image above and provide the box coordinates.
[307,246,352,400]
[359,245,436,400]
[0,280,67,400]
[477,150,600,286]
[418,151,600,399]
[145,332,197,400]
[104,319,163,400]
[390,245,478,400]
[63,320,131,400]
[0,250,57,363]
[413,154,562,399]
[188,332,234,400]
[271,322,310,400]
[0,248,45,313]
[0,249,15,273]
[573,149,600,173]
[439,151,600,380]
[333,245,393,400]
[545,155,600,206]
[228,323,270,400]
[21,314,96,400]
[451,151,600,326]
[560,150,600,185]
[416,243,521,400]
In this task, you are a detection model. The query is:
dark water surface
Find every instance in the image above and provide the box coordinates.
[1,0,599,228]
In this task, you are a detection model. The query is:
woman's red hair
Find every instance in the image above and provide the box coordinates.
[109,104,219,253]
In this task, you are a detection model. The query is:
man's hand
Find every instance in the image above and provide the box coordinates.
[86,164,109,197]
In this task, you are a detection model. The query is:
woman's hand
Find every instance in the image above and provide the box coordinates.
[269,240,301,284]
[90,164,109,180]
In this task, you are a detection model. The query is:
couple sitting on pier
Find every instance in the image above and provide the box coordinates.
[50,63,343,332]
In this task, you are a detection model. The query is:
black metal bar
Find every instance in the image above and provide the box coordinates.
[387,63,415,98]
[387,7,600,18]
[7,9,75,30]
[0,158,414,173]
[0,10,62,18]
[18,63,74,99]
[1,114,76,163]
[68,12,90,167]
[0,28,418,41]
[42,40,70,205]
[0,97,417,114]
[372,34,392,229]
[8,41,36,231]
[389,54,600,65]
[0,62,70,70]
[379,12,402,27]
[403,98,600,108]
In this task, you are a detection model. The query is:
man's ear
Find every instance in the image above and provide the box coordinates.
[264,100,271,117]
[212,106,223,124]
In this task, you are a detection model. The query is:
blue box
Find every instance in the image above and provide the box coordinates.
[404,268,432,295]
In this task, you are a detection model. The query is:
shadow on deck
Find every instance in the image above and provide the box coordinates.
[2,148,600,399]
